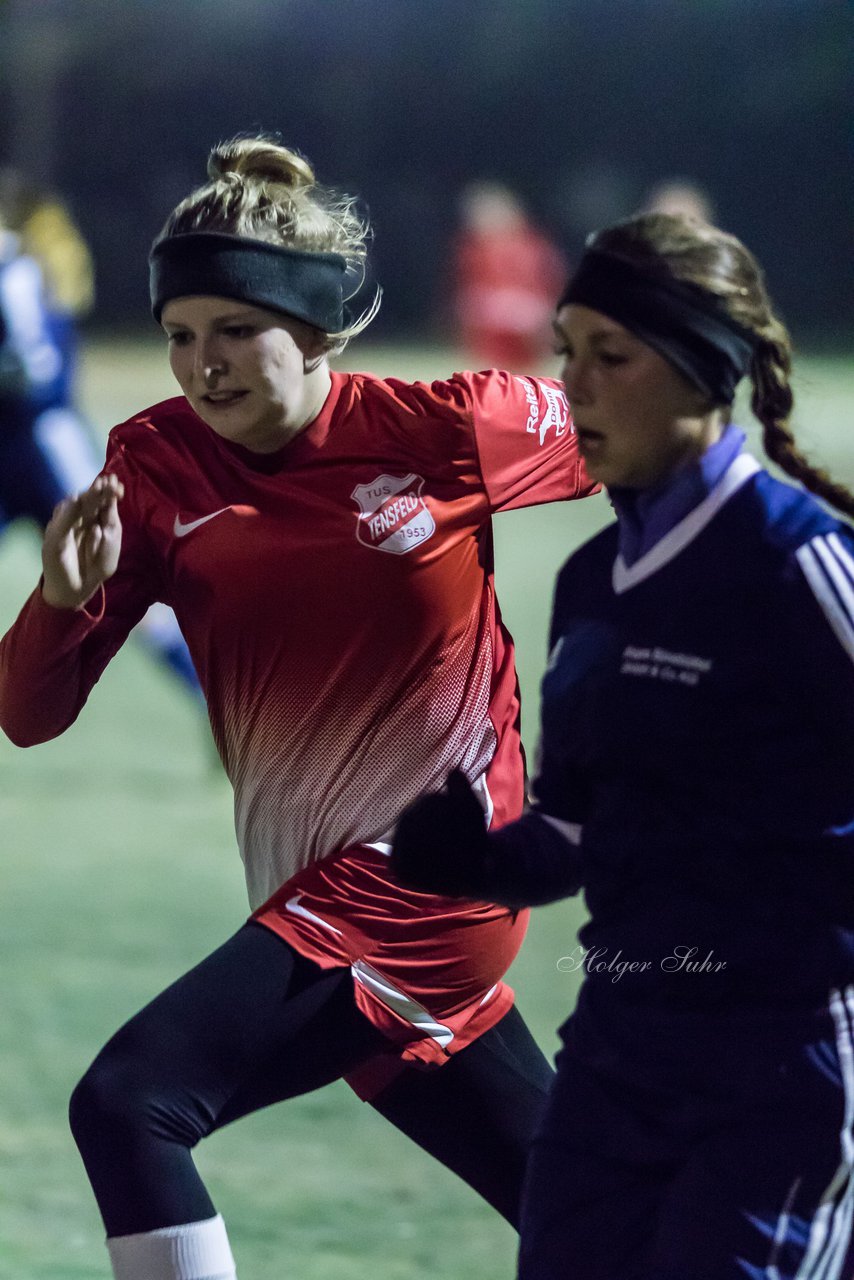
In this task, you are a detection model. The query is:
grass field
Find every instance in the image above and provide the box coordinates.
[0,339,851,1278]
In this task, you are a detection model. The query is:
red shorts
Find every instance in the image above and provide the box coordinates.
[251,842,528,1098]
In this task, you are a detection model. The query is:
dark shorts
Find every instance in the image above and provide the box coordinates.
[518,991,854,1280]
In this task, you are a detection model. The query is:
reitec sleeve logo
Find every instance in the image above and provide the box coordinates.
[351,474,436,555]
[516,377,570,446]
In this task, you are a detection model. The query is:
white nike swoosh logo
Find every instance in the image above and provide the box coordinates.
[285,894,344,936]
[173,507,234,537]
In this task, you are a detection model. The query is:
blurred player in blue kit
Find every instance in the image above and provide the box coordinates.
[393,211,854,1279]
[0,171,203,703]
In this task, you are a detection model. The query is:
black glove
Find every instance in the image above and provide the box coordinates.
[391,769,491,898]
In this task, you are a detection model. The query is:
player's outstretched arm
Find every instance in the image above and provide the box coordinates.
[41,473,125,610]
[391,770,493,898]
[0,472,133,746]
[391,770,585,907]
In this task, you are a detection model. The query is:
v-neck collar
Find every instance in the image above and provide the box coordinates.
[612,452,762,594]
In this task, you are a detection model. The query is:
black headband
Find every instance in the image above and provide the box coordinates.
[559,249,755,403]
[149,232,348,332]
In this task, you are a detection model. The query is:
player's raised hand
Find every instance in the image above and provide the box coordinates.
[41,473,125,609]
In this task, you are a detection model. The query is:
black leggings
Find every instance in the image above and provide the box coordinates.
[69,921,553,1237]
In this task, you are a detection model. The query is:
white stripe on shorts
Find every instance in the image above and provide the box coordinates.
[793,986,854,1279]
[351,958,454,1049]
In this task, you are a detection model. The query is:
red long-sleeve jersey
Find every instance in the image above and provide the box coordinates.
[1,368,593,1081]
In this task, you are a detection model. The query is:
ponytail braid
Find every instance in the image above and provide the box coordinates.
[751,323,854,520]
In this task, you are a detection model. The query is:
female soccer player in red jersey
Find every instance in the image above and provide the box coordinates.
[0,136,596,1279]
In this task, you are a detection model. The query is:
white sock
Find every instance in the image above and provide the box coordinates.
[106,1213,237,1280]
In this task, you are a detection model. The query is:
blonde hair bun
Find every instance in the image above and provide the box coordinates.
[207,138,315,192]
[156,132,381,353]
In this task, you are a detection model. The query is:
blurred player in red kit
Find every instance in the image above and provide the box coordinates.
[0,136,596,1279]
[451,181,568,372]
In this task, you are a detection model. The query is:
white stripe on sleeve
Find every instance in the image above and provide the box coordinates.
[827,532,854,588]
[796,539,854,666]
[814,536,854,617]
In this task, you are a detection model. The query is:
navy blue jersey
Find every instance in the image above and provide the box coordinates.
[531,452,853,1029]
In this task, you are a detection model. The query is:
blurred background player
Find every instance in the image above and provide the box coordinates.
[450,180,568,372]
[642,175,715,224]
[0,169,203,706]
[0,135,597,1280]
[0,164,95,355]
[392,211,854,1280]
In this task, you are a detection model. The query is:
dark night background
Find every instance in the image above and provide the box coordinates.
[1,0,851,344]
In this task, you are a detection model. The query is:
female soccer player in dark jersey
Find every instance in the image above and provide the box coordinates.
[392,212,854,1280]
[0,137,596,1279]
